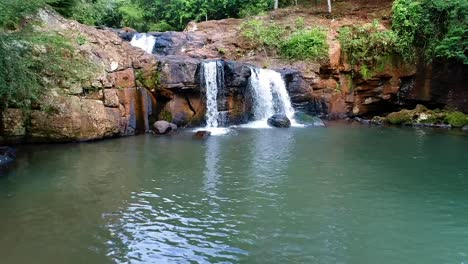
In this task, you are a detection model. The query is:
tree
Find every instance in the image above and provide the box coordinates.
[327,0,331,14]
[274,0,278,9]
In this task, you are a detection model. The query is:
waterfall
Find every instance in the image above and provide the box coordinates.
[130,33,156,54]
[248,67,297,127]
[201,61,229,135]
[204,61,220,128]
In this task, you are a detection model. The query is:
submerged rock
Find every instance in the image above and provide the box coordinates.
[0,147,16,172]
[294,112,325,127]
[193,130,211,139]
[153,120,177,134]
[267,114,291,128]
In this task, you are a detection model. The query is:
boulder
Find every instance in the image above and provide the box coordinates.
[169,123,178,131]
[193,130,211,139]
[153,120,175,134]
[153,121,170,134]
[0,147,16,172]
[267,114,291,128]
[462,125,468,132]
[294,112,325,127]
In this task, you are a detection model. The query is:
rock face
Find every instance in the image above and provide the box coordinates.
[268,114,291,128]
[0,10,159,143]
[2,8,466,144]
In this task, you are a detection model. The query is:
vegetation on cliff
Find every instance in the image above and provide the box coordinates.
[337,0,466,79]
[339,21,398,79]
[0,0,95,109]
[392,0,467,64]
[241,18,328,61]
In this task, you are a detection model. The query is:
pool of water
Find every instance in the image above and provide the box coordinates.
[1,124,468,264]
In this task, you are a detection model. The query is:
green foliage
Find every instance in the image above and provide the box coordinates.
[0,30,95,109]
[238,1,271,18]
[136,69,160,90]
[241,19,328,61]
[0,0,96,110]
[148,21,175,32]
[0,0,45,30]
[76,35,87,45]
[280,28,328,60]
[240,19,284,49]
[160,110,173,122]
[339,21,398,78]
[295,17,305,30]
[392,0,467,64]
[445,111,468,128]
[67,0,121,27]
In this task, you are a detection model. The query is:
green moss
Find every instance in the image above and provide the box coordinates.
[159,110,173,122]
[445,111,468,127]
[387,110,413,125]
[136,69,160,90]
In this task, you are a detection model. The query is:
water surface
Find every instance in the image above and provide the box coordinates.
[1,125,467,263]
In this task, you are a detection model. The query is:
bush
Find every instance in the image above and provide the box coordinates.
[280,28,328,60]
[392,0,467,64]
[445,111,468,127]
[240,19,284,49]
[0,31,95,109]
[67,0,121,27]
[339,21,398,73]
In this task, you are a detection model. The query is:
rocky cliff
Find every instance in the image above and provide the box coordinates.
[0,10,159,143]
[1,5,466,143]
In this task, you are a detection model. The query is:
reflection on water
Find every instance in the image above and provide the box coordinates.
[1,126,468,264]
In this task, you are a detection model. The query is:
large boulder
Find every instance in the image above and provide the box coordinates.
[153,120,177,134]
[267,114,291,128]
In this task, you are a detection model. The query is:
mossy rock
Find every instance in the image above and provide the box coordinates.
[384,105,468,128]
[445,111,468,128]
[159,110,173,122]
[386,109,414,125]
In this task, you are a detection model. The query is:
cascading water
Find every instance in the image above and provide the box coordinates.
[247,67,298,127]
[204,61,220,128]
[130,33,156,54]
[201,61,229,135]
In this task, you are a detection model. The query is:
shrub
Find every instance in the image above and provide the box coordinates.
[392,0,467,64]
[0,30,96,109]
[445,111,468,127]
[280,28,328,60]
[240,19,284,49]
[339,21,398,74]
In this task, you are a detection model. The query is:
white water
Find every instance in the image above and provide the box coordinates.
[196,64,300,134]
[130,33,156,54]
[245,68,299,128]
[199,61,230,135]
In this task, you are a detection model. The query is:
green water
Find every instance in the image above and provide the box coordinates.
[1,125,468,264]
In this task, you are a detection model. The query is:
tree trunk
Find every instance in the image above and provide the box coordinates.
[327,0,332,13]
[274,0,278,9]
